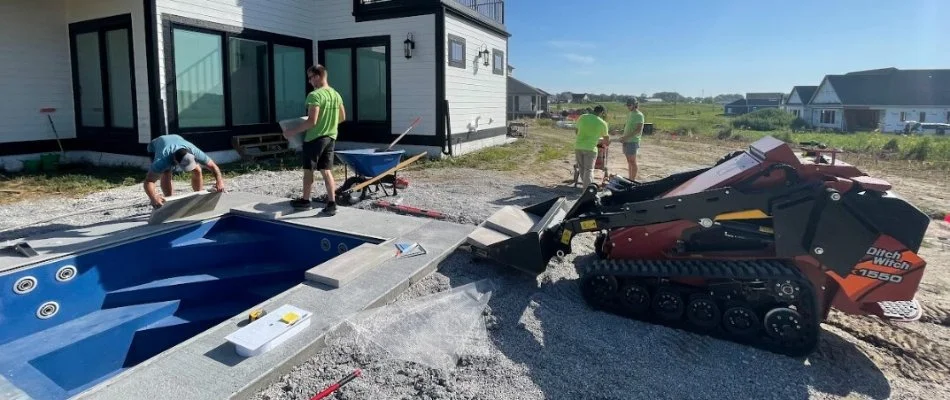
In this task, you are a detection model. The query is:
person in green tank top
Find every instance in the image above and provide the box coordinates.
[573,105,610,189]
[282,64,346,215]
[621,97,645,181]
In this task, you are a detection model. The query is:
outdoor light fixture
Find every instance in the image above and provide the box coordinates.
[479,47,490,66]
[404,33,415,59]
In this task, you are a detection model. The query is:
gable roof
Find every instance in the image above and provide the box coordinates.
[820,69,950,106]
[788,86,817,105]
[508,76,549,96]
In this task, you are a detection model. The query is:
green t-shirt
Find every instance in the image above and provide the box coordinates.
[304,87,343,142]
[624,110,645,143]
[574,114,608,152]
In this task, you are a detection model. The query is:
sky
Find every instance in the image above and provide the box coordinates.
[504,0,950,97]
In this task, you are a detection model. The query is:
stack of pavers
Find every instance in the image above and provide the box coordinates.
[464,205,543,249]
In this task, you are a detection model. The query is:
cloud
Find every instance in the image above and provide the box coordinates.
[563,53,595,64]
[547,40,596,49]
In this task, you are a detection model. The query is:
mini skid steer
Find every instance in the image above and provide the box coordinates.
[464,136,931,357]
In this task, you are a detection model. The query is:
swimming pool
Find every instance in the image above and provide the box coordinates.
[0,215,370,400]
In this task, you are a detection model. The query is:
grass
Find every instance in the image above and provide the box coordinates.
[0,153,341,205]
[412,126,573,172]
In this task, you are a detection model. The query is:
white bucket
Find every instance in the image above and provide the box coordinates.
[278,116,308,149]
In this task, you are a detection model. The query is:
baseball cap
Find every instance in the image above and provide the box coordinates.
[626,97,639,106]
[593,105,606,114]
[174,148,198,172]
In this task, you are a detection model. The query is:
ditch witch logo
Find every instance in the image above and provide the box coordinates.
[866,247,912,271]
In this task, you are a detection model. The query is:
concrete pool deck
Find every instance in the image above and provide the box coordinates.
[0,192,476,400]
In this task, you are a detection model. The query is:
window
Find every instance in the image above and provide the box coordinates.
[165,20,312,133]
[900,111,906,121]
[946,111,949,123]
[318,36,390,129]
[791,109,800,117]
[448,34,465,69]
[69,14,137,136]
[492,49,504,75]
[919,111,926,122]
[273,45,307,121]
[821,110,836,124]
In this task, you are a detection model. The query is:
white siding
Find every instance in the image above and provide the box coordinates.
[67,0,151,144]
[811,80,841,104]
[811,108,843,130]
[881,107,950,132]
[444,14,507,136]
[155,0,316,134]
[785,105,804,119]
[786,91,802,105]
[315,0,437,138]
[0,0,73,144]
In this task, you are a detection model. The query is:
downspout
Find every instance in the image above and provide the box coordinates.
[442,100,453,156]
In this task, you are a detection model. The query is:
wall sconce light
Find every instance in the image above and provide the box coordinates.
[479,47,490,66]
[404,33,415,59]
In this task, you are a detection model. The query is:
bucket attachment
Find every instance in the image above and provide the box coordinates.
[465,196,574,275]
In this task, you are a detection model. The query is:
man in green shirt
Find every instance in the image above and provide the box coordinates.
[621,97,645,181]
[283,64,346,215]
[574,105,610,189]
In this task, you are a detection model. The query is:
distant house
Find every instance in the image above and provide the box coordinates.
[507,76,549,118]
[571,93,590,103]
[644,98,663,103]
[723,92,783,115]
[789,67,950,132]
[782,86,818,120]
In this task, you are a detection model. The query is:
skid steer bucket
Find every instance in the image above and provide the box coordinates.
[465,196,574,275]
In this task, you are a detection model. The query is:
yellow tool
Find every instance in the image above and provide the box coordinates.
[248,308,265,322]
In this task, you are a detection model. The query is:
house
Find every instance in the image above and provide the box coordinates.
[798,68,950,132]
[782,86,817,120]
[570,93,590,103]
[723,93,783,115]
[507,76,549,119]
[0,0,511,171]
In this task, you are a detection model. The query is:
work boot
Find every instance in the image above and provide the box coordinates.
[320,202,337,216]
[290,198,311,210]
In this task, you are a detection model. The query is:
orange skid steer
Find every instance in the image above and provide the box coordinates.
[464,136,931,357]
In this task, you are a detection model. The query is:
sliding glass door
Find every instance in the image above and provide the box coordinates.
[318,36,391,140]
[69,15,137,139]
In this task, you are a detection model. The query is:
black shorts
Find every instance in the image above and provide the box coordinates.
[301,136,335,170]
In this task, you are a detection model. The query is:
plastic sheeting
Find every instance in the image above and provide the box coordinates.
[326,279,495,371]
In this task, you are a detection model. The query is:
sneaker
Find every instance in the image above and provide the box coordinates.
[290,198,311,209]
[320,202,337,216]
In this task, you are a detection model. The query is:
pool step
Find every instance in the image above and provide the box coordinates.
[0,301,179,400]
[124,300,260,366]
[102,263,300,309]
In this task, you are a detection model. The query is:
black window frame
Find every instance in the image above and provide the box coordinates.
[68,14,139,142]
[821,110,836,124]
[162,16,313,138]
[492,48,504,75]
[448,34,466,69]
[317,35,393,142]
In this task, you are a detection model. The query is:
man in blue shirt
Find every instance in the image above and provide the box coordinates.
[143,134,225,208]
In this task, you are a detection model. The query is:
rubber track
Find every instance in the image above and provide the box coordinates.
[579,258,821,357]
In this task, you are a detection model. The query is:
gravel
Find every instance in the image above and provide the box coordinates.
[4,166,948,400]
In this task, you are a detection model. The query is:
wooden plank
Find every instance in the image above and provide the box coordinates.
[344,152,426,193]
[305,243,395,288]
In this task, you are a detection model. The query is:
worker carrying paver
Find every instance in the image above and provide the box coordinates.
[282,64,346,216]
[143,134,225,208]
[574,105,610,189]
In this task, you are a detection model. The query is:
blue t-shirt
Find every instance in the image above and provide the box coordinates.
[147,134,209,174]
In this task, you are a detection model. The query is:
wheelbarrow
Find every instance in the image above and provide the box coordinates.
[334,149,427,205]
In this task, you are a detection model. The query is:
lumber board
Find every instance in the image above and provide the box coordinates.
[345,152,426,193]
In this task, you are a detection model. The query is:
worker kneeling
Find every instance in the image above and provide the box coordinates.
[574,105,610,189]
